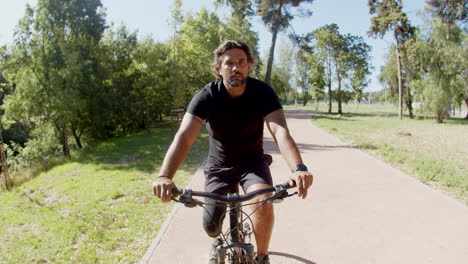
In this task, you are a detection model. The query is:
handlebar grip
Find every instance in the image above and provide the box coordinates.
[283,181,297,188]
[172,187,181,196]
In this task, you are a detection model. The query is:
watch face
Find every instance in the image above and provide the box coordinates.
[296,164,308,172]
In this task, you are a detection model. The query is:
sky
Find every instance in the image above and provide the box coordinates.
[1,0,428,92]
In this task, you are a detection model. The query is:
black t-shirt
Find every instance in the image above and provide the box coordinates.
[187,77,282,167]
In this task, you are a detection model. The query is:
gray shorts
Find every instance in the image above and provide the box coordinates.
[202,159,273,237]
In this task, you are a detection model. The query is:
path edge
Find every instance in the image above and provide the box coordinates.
[140,161,206,264]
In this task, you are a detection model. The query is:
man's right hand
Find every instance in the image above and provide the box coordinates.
[152,177,176,203]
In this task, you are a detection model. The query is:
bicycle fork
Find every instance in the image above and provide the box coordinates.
[216,201,255,264]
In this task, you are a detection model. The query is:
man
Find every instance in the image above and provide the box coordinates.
[153,40,313,264]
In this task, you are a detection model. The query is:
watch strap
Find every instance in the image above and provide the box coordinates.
[293,164,308,173]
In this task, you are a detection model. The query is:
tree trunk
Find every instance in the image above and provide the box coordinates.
[264,26,279,85]
[70,123,83,149]
[394,29,404,120]
[464,98,468,119]
[337,75,342,115]
[436,110,443,123]
[62,127,71,159]
[405,87,414,119]
[327,83,332,113]
[0,134,13,191]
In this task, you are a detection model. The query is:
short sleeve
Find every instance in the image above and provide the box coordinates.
[187,87,211,120]
[261,84,283,117]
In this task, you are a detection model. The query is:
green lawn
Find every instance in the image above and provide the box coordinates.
[297,102,468,204]
[0,128,208,264]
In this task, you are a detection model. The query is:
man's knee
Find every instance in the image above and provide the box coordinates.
[203,219,222,237]
[202,202,226,237]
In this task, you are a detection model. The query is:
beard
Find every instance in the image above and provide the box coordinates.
[226,74,247,87]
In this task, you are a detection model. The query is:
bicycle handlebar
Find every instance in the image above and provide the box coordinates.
[172,183,296,207]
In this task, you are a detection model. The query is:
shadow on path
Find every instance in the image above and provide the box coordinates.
[263,138,354,153]
[269,251,318,264]
[284,109,316,120]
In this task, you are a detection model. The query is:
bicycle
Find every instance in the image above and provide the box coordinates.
[172,183,297,264]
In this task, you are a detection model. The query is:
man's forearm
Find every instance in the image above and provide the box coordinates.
[158,132,193,179]
[158,114,203,179]
[274,128,303,171]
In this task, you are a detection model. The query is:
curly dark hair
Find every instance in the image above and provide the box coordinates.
[211,40,257,80]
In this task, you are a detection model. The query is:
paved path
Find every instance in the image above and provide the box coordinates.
[142,110,468,264]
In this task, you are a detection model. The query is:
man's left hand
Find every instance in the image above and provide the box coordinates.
[287,171,314,199]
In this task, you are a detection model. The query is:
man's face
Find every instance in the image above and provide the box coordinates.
[219,48,251,88]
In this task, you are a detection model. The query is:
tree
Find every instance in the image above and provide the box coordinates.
[347,35,372,105]
[0,53,13,190]
[4,0,106,158]
[379,47,399,103]
[277,40,294,103]
[268,65,292,103]
[411,18,466,122]
[255,0,314,84]
[215,0,260,73]
[304,24,371,114]
[380,41,418,117]
[130,39,173,125]
[176,9,224,108]
[218,5,259,55]
[169,0,184,107]
[427,0,468,118]
[368,0,415,119]
[426,0,467,24]
[100,25,139,135]
[332,33,351,115]
[295,49,311,106]
[309,24,340,113]
[0,131,13,191]
[215,0,255,18]
[307,52,326,110]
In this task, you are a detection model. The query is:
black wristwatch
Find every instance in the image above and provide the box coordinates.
[293,164,308,173]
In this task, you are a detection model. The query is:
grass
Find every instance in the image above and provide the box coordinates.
[285,101,402,115]
[0,127,209,264]
[296,102,468,204]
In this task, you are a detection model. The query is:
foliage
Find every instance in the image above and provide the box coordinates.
[219,16,260,69]
[411,18,466,122]
[1,55,31,147]
[307,52,326,101]
[426,0,467,24]
[368,0,416,119]
[294,49,311,105]
[305,24,371,113]
[214,0,260,74]
[3,0,107,159]
[380,39,418,118]
[277,40,295,103]
[347,36,372,103]
[255,0,314,84]
[175,8,224,108]
[5,122,62,172]
[130,39,173,125]
[99,25,139,135]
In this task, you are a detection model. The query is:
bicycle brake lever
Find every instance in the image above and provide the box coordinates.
[171,189,203,208]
